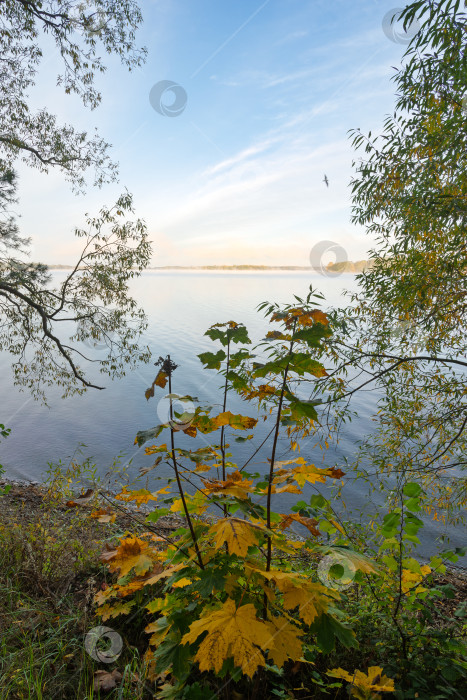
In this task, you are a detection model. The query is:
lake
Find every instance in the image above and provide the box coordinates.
[1,271,465,560]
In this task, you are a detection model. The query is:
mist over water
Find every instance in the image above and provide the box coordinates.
[1,270,464,560]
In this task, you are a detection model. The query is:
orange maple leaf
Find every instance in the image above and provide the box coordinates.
[102,536,156,578]
[115,486,158,507]
[278,513,320,537]
[202,470,254,500]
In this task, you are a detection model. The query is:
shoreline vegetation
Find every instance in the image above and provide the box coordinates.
[1,479,466,698]
[46,260,374,273]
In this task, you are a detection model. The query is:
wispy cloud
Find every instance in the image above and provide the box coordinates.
[13,0,406,267]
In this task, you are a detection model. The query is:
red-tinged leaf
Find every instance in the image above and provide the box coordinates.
[278,513,321,537]
[145,371,168,400]
[244,384,279,401]
[183,425,197,437]
[155,370,168,388]
[309,310,329,325]
[329,467,345,479]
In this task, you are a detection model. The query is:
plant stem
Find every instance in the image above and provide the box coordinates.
[393,491,408,659]
[167,355,204,570]
[262,321,296,617]
[220,338,230,517]
[265,323,296,568]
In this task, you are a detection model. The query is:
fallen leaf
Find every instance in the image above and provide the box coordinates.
[91,508,116,523]
[65,488,94,507]
[93,669,122,692]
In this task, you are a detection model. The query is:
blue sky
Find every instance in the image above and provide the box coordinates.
[18,0,414,266]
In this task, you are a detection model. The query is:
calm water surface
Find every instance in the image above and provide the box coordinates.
[1,271,464,559]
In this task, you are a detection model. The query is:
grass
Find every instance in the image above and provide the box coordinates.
[0,492,152,699]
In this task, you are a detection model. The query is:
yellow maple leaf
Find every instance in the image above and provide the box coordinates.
[113,576,160,597]
[209,518,263,557]
[170,491,209,515]
[252,568,335,625]
[154,485,171,496]
[115,486,158,507]
[272,308,328,329]
[270,483,303,494]
[327,666,395,698]
[145,617,171,647]
[273,460,330,488]
[280,580,328,625]
[309,309,329,326]
[181,598,273,678]
[94,587,116,606]
[172,577,191,588]
[401,568,429,594]
[99,600,136,621]
[103,536,156,578]
[146,595,169,614]
[265,615,303,667]
[193,412,257,434]
[202,470,254,500]
[194,463,213,473]
[142,561,192,587]
[215,411,258,430]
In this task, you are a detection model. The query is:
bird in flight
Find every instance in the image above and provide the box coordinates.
[323,174,329,187]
